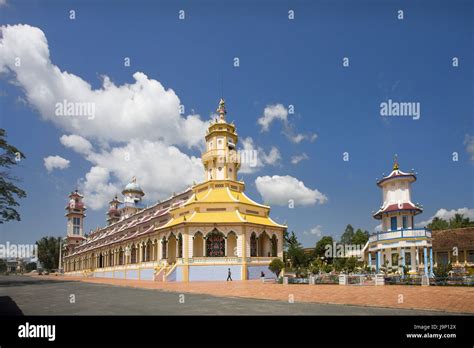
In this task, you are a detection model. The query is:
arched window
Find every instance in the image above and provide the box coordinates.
[206,230,225,257]
[119,248,124,265]
[271,235,278,257]
[161,238,167,259]
[131,245,137,264]
[146,240,153,261]
[178,234,183,258]
[250,233,257,257]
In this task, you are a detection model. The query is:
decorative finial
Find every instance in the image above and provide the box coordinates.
[216,98,226,121]
[393,154,399,171]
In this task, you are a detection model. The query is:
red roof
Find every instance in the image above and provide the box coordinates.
[373,202,422,219]
[377,169,416,187]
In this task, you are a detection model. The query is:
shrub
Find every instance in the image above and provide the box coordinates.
[269,258,285,278]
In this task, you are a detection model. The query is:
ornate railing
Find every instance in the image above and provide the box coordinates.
[369,228,432,243]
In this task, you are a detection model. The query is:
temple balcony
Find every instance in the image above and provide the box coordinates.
[368,228,432,243]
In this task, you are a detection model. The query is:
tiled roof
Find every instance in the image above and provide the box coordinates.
[432,227,474,250]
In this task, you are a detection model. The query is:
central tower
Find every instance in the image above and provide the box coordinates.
[201,99,240,181]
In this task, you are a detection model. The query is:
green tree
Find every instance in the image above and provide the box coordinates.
[284,232,308,269]
[333,258,347,272]
[269,258,285,277]
[340,224,354,245]
[0,129,26,223]
[0,259,6,273]
[345,257,358,273]
[315,236,334,260]
[448,213,473,229]
[352,229,369,245]
[25,262,37,272]
[427,217,449,230]
[36,236,61,271]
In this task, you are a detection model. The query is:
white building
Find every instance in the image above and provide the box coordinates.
[367,159,433,276]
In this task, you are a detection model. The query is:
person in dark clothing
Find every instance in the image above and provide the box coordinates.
[260,271,265,278]
[227,268,232,281]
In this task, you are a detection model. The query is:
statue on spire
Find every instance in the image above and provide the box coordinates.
[217,98,226,122]
[393,154,399,171]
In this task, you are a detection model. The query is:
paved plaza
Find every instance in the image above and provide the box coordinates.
[0,275,472,315]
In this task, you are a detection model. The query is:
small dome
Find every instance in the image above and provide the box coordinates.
[122,179,144,196]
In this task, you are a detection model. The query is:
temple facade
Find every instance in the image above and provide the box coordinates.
[62,99,286,281]
[366,158,434,276]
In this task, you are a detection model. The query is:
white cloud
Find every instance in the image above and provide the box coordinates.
[257,103,317,143]
[0,0,7,7]
[43,155,70,172]
[464,134,474,161]
[255,175,327,206]
[258,104,288,132]
[81,166,120,211]
[0,24,210,210]
[304,225,323,237]
[291,153,308,165]
[239,137,281,174]
[60,134,93,155]
[416,207,474,227]
[0,24,209,148]
[74,139,204,209]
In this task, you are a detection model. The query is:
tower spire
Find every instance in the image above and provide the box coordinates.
[217,98,226,122]
[393,154,399,171]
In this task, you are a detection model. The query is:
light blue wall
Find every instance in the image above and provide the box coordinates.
[115,270,125,279]
[104,271,113,278]
[140,268,154,281]
[94,271,104,278]
[189,265,241,281]
[175,267,184,281]
[247,265,275,280]
[126,269,139,280]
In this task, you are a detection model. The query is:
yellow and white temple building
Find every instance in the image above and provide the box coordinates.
[63,99,286,281]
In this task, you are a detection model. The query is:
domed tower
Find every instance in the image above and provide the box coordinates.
[107,195,122,225]
[201,99,241,181]
[373,157,423,231]
[120,177,145,218]
[367,157,433,277]
[64,189,86,252]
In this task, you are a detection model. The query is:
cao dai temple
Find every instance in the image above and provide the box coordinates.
[62,99,286,281]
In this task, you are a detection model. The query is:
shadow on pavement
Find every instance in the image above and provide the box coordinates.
[0,276,74,288]
[0,296,24,315]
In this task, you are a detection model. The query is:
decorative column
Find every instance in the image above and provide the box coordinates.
[224,236,228,256]
[429,247,434,277]
[401,248,406,279]
[241,226,247,280]
[376,250,381,273]
[415,247,419,272]
[423,247,428,276]
[368,252,372,270]
[183,227,190,282]
[203,236,207,257]
[138,243,143,263]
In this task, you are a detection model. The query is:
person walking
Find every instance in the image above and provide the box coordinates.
[227,268,232,281]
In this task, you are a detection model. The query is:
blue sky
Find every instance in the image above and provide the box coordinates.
[0,0,473,247]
